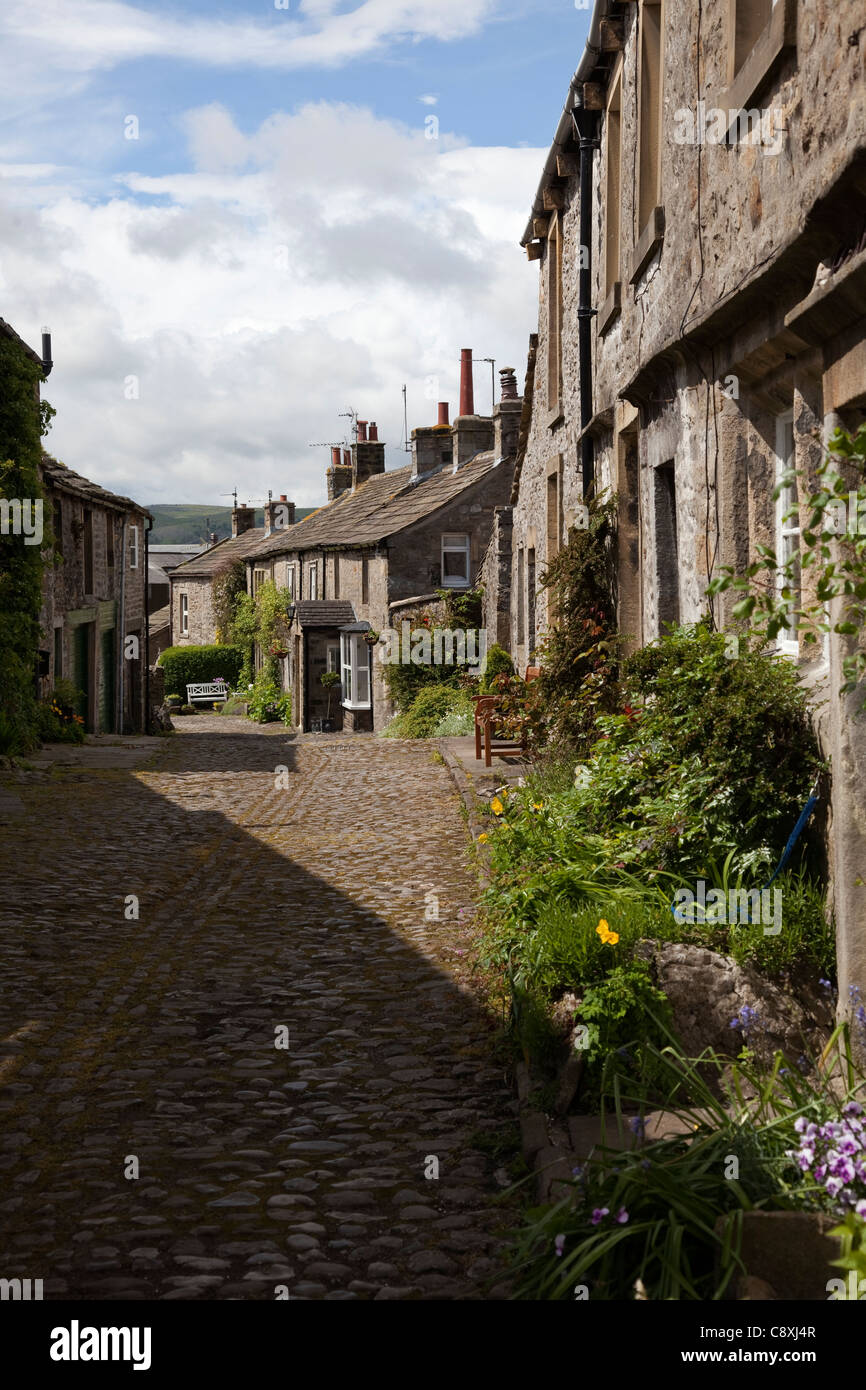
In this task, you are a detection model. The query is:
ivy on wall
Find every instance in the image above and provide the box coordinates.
[0,336,53,754]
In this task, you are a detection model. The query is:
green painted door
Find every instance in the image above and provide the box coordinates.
[100,629,115,733]
[72,625,89,725]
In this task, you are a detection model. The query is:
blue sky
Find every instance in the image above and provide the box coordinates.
[0,0,592,506]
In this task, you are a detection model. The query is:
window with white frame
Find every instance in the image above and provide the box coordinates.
[775,411,800,658]
[441,533,470,588]
[286,564,296,600]
[128,523,139,569]
[308,564,318,600]
[326,643,340,674]
[180,592,189,636]
[253,568,266,597]
[340,632,371,709]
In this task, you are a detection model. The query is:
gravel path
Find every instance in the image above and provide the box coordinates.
[0,718,518,1300]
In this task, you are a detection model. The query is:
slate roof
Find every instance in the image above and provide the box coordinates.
[249,451,503,559]
[40,454,151,518]
[148,604,171,631]
[294,601,356,628]
[170,527,266,578]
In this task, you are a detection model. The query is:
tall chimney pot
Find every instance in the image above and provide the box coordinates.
[368,421,378,441]
[343,449,351,467]
[357,420,368,443]
[331,446,341,467]
[499,366,519,401]
[459,348,474,417]
[437,402,450,426]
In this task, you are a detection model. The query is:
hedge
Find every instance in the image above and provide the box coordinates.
[157,644,245,696]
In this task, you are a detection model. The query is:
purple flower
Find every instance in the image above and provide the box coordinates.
[590,1207,609,1226]
[856,1200,866,1219]
[819,978,832,991]
[554,1232,566,1257]
[629,1116,646,1137]
[615,1207,629,1224]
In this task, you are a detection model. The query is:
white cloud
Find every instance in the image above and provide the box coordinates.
[418,94,439,106]
[2,0,498,77]
[1,102,542,508]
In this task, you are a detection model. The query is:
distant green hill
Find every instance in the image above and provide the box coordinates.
[146,504,315,545]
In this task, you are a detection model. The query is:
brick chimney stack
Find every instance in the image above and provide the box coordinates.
[411,402,453,480]
[493,366,523,459]
[459,348,474,417]
[327,445,353,502]
[264,494,296,534]
[232,502,256,537]
[453,346,494,466]
[352,417,385,488]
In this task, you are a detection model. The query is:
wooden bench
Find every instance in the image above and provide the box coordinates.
[473,666,540,767]
[186,682,228,705]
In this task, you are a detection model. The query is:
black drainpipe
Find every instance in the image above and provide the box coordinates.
[573,98,600,501]
[144,514,153,732]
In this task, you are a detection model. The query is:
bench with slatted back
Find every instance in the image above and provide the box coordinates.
[473,666,540,767]
[186,682,228,705]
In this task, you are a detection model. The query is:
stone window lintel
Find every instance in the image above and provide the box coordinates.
[630,205,665,286]
[599,280,622,335]
[717,0,797,121]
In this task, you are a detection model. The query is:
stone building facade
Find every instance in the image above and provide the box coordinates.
[488,0,866,1019]
[39,456,150,734]
[246,378,519,732]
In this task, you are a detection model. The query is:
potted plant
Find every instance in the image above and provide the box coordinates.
[363,629,380,646]
[320,670,341,731]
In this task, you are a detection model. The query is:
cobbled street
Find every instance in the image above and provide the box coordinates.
[0,718,519,1300]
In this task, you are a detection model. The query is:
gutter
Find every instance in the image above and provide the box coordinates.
[520,0,613,246]
[144,514,152,732]
[118,517,126,734]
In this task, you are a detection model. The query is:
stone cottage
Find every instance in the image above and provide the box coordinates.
[168,496,295,647]
[484,1,866,1012]
[39,455,151,733]
[245,357,521,731]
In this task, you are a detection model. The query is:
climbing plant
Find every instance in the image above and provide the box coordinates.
[0,335,53,754]
[708,424,866,705]
[212,559,247,643]
[228,579,292,688]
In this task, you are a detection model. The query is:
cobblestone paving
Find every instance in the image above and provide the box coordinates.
[0,718,519,1300]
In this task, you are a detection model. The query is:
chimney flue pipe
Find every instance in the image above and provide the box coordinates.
[458,348,474,417]
[437,402,449,426]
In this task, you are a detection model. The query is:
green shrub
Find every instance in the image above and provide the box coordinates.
[432,697,476,736]
[158,645,244,695]
[246,670,292,725]
[480,644,514,692]
[576,959,674,1096]
[383,684,467,738]
[179,704,197,715]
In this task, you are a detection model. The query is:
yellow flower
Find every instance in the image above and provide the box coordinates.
[490,797,504,815]
[532,801,544,811]
[606,931,619,945]
[478,832,489,843]
[596,919,610,938]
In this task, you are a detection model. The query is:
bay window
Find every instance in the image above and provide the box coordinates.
[340,631,371,709]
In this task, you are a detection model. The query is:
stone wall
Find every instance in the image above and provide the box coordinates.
[39,480,148,733]
[170,575,215,648]
[513,0,866,1040]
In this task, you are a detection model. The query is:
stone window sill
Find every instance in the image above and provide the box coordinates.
[630,206,665,285]
[716,0,797,120]
[546,403,564,429]
[598,282,621,335]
